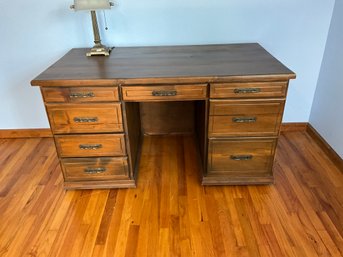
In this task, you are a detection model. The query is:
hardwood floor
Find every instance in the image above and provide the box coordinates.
[0,132,342,257]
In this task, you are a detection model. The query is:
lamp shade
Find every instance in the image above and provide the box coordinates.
[73,0,111,11]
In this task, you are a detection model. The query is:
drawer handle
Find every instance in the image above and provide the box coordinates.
[69,92,95,98]
[74,117,98,123]
[230,155,253,161]
[84,167,106,174]
[234,88,261,94]
[232,117,257,123]
[152,90,177,97]
[79,144,103,150]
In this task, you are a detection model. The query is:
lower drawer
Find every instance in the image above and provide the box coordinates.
[55,134,126,157]
[61,157,129,181]
[207,138,277,176]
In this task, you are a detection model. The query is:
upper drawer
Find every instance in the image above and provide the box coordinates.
[210,82,287,99]
[121,84,207,101]
[46,103,123,134]
[41,87,119,103]
[209,99,284,137]
[55,134,126,158]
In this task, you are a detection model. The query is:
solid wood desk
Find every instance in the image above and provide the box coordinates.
[31,44,295,189]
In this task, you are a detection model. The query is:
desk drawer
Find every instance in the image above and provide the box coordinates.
[41,87,119,103]
[210,82,287,99]
[55,134,126,157]
[121,84,207,101]
[209,100,284,137]
[46,103,123,134]
[207,138,276,176]
[62,157,129,181]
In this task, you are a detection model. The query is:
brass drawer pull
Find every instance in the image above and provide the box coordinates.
[79,144,103,150]
[232,117,257,123]
[152,90,177,96]
[69,92,95,98]
[73,117,98,123]
[84,167,106,174]
[234,88,261,94]
[230,155,253,161]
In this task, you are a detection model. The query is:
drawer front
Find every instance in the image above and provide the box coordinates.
[62,157,129,181]
[55,134,126,157]
[122,84,207,101]
[208,100,284,137]
[47,103,123,134]
[41,87,119,103]
[210,82,287,99]
[207,138,277,176]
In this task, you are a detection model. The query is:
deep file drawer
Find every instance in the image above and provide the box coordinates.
[41,87,119,103]
[208,99,284,137]
[46,103,123,134]
[61,157,129,181]
[207,138,277,176]
[55,134,126,158]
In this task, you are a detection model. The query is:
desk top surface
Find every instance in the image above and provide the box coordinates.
[31,43,295,86]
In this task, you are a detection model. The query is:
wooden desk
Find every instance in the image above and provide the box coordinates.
[31,44,295,189]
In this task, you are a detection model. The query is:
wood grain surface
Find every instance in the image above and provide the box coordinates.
[0,131,342,257]
[31,44,295,87]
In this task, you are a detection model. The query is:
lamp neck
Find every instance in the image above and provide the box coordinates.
[90,10,101,46]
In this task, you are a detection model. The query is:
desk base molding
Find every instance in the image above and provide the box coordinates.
[64,179,137,190]
[202,175,274,185]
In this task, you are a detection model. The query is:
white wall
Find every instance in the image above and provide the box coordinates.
[310,0,343,158]
[0,0,335,129]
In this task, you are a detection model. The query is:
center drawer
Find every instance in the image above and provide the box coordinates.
[208,99,284,137]
[121,84,207,101]
[46,103,123,134]
[55,134,126,157]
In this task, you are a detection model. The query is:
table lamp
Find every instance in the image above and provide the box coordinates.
[71,0,114,56]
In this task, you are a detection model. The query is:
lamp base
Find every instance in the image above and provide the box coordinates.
[86,44,113,57]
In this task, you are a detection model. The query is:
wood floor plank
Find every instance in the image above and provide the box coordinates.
[0,132,342,257]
